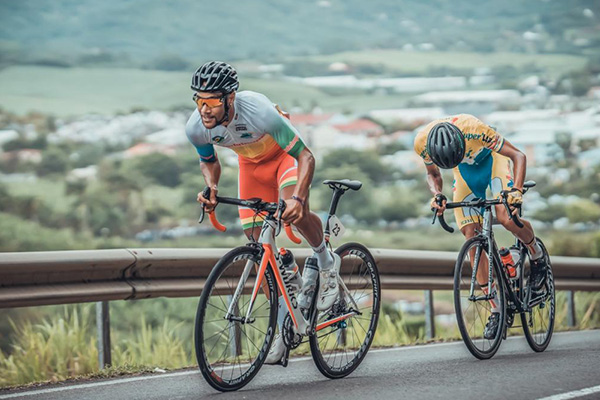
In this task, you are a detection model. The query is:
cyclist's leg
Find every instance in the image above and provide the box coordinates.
[276,154,340,311]
[490,153,543,259]
[453,171,488,285]
[238,156,279,301]
[275,155,329,263]
[238,156,278,241]
[490,153,547,289]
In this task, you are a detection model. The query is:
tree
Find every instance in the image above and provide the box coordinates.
[318,148,391,185]
[133,153,181,187]
[566,200,600,224]
[37,148,69,176]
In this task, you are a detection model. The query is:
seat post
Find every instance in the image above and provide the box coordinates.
[324,188,345,237]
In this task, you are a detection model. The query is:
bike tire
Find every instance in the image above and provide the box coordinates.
[195,246,278,392]
[310,242,381,379]
[521,238,555,352]
[454,236,506,360]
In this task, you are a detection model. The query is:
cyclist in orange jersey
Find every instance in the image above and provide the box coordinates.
[414,114,548,339]
[186,61,340,364]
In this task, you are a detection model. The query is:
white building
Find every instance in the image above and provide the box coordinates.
[368,108,446,126]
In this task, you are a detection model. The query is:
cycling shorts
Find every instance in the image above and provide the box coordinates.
[238,149,298,230]
[452,152,514,230]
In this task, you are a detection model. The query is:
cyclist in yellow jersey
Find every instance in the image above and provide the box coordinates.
[188,61,341,364]
[414,114,548,339]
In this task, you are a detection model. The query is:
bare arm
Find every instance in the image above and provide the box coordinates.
[425,163,444,195]
[293,147,315,201]
[198,160,222,211]
[425,163,447,215]
[497,139,527,191]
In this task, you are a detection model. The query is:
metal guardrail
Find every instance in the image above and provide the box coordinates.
[1,248,599,308]
[1,248,599,369]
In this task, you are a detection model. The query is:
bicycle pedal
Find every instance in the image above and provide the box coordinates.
[277,346,291,368]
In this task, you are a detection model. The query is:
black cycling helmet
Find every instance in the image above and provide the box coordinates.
[191,61,239,94]
[426,122,466,169]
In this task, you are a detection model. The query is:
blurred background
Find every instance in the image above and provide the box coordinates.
[0,0,599,387]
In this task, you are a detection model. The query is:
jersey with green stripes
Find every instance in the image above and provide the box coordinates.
[185,90,306,163]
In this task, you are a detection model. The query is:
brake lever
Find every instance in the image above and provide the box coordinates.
[431,209,438,225]
[198,205,206,224]
[198,187,212,224]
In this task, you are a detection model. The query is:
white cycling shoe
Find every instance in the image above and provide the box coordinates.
[316,252,341,311]
[264,334,286,365]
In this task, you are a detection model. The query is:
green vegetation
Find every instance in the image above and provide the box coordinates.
[1,290,598,388]
[0,66,418,116]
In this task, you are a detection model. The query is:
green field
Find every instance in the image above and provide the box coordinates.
[307,50,587,76]
[0,48,587,117]
[0,66,416,117]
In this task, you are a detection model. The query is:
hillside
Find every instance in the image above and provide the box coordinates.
[1,0,598,68]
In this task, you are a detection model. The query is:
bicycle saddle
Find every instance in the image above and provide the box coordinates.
[323,179,363,191]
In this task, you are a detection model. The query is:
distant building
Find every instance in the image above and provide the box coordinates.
[380,77,467,93]
[0,130,19,149]
[123,143,177,159]
[413,90,521,115]
[588,87,600,100]
[290,112,347,149]
[308,118,383,154]
[332,118,384,138]
[484,110,561,133]
[0,149,42,164]
[67,165,98,181]
[368,107,446,126]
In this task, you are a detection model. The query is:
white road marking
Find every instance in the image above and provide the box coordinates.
[0,342,460,399]
[536,385,600,400]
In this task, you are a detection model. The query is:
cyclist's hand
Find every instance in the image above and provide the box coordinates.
[430,193,447,216]
[282,198,304,225]
[506,188,523,206]
[197,185,218,213]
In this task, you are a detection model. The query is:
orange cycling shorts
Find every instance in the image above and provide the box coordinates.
[238,149,298,230]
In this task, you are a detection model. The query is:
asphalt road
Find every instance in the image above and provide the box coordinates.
[1,330,599,400]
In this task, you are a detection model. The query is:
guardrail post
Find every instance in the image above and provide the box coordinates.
[96,301,112,368]
[567,290,576,327]
[425,290,435,339]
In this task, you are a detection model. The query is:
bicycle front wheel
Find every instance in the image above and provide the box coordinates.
[310,242,381,379]
[521,238,555,352]
[195,246,278,392]
[454,237,506,360]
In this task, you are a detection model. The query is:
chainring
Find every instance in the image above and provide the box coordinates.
[282,313,302,349]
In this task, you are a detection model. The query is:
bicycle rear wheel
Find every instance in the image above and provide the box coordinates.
[310,243,380,379]
[521,238,555,352]
[454,237,506,360]
[195,246,278,392]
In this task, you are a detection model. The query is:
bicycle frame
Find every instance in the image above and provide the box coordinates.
[225,212,357,337]
[467,205,537,315]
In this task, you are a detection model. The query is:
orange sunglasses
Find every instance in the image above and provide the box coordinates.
[193,93,225,108]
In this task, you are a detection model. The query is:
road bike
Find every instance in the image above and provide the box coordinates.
[194,179,381,391]
[433,181,555,359]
